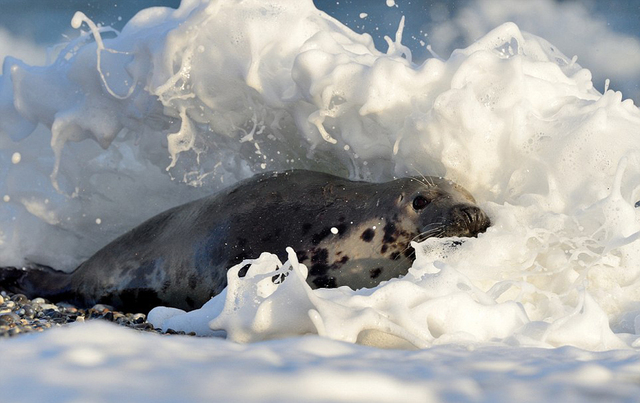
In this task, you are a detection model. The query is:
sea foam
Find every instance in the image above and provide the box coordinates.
[3,0,640,350]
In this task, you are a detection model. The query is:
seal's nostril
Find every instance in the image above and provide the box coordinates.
[452,205,490,236]
[462,207,474,225]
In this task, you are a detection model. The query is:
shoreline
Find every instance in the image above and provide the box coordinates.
[0,291,194,338]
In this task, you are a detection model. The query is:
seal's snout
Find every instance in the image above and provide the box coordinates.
[449,205,490,237]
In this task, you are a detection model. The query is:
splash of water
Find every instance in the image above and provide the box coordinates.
[3,0,640,350]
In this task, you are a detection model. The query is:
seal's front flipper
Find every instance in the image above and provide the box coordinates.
[0,264,72,301]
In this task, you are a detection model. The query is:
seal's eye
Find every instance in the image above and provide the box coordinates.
[412,195,429,210]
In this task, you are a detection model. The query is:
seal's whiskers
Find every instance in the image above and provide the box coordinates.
[410,167,435,187]
[411,226,446,244]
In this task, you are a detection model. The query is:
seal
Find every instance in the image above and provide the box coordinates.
[0,170,490,312]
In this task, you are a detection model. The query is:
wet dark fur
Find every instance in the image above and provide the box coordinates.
[0,170,490,312]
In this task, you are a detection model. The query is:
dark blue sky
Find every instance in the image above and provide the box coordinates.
[1,0,638,63]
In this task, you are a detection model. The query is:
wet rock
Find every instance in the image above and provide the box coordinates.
[39,304,59,311]
[22,305,35,318]
[91,304,114,312]
[11,294,28,304]
[132,313,146,324]
[0,312,20,325]
[133,323,155,331]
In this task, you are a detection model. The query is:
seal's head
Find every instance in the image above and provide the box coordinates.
[399,176,490,241]
[305,173,491,290]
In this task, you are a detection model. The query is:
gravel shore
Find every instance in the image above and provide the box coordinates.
[0,291,196,338]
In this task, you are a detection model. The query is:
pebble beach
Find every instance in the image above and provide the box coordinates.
[0,291,194,338]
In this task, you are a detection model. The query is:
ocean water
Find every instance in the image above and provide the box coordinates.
[2,0,640,401]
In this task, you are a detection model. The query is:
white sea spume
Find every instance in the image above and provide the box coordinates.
[427,0,640,103]
[3,0,640,351]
